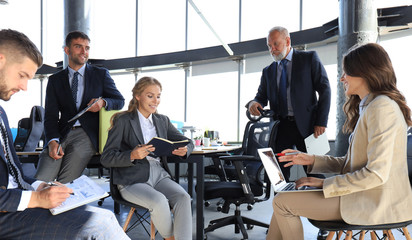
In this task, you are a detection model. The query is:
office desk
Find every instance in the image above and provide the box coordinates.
[17,151,41,164]
[182,145,241,240]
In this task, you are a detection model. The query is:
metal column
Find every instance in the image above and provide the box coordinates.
[335,0,378,156]
[63,0,91,68]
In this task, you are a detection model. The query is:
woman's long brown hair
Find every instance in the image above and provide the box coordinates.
[342,43,411,133]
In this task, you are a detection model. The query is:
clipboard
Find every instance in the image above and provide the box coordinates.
[68,97,102,123]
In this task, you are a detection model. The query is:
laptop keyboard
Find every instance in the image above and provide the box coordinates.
[282,182,296,191]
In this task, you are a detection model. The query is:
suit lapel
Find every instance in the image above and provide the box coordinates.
[80,64,92,110]
[129,111,145,144]
[152,114,167,139]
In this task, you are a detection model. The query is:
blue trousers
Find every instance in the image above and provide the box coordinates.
[0,205,130,240]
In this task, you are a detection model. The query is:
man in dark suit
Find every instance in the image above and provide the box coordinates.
[248,26,331,181]
[35,31,125,183]
[0,29,129,240]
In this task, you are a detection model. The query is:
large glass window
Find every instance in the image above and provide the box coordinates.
[241,0,300,41]
[137,0,186,55]
[187,61,238,142]
[188,0,239,49]
[43,0,64,66]
[90,0,136,59]
[301,0,339,30]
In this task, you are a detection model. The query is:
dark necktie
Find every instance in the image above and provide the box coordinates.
[278,59,288,117]
[0,121,24,189]
[71,72,79,104]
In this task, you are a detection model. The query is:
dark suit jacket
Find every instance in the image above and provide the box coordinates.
[44,64,125,151]
[100,111,194,186]
[253,49,331,138]
[0,106,36,212]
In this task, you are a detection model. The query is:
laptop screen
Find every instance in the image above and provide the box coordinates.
[257,148,287,188]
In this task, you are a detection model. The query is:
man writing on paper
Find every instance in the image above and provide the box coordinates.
[0,29,129,240]
[247,26,331,181]
[35,31,125,183]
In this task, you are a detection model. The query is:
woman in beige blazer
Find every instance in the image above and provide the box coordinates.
[266,43,412,240]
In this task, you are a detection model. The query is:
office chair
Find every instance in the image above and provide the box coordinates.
[308,133,412,240]
[13,106,45,177]
[14,105,45,152]
[203,109,275,210]
[109,169,156,239]
[202,109,279,240]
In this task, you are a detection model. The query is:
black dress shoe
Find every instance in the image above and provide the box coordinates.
[317,229,329,240]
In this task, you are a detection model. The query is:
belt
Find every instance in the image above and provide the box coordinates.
[279,115,295,121]
[71,126,82,130]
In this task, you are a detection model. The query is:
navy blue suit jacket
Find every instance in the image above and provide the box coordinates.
[253,49,331,138]
[100,111,194,186]
[0,106,36,212]
[44,64,125,151]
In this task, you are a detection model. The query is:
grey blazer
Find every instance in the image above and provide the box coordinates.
[100,111,194,186]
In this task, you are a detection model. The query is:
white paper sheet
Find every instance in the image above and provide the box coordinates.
[304,132,330,155]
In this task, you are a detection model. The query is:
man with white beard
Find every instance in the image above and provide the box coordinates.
[247,26,331,239]
[247,25,331,239]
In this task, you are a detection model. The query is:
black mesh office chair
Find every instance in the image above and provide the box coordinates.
[14,105,45,152]
[202,109,279,240]
[13,106,45,177]
[308,132,412,240]
[109,169,156,239]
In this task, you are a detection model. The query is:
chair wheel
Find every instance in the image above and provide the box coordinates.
[204,201,210,207]
[98,200,103,206]
[247,224,254,230]
[247,204,253,210]
[217,206,222,212]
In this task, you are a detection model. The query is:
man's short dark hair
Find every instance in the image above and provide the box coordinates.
[65,31,91,47]
[0,29,43,67]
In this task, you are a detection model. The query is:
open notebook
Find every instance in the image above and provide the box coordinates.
[257,148,322,193]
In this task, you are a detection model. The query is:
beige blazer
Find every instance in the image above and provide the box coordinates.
[310,95,412,225]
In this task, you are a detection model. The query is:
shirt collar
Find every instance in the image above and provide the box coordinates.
[68,64,86,77]
[359,94,370,114]
[137,109,153,125]
[285,48,293,62]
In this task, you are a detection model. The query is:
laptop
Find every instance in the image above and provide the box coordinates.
[257,148,322,193]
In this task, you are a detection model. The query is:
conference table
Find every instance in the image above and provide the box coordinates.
[181,145,242,240]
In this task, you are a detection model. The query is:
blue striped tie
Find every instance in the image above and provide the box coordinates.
[71,72,79,104]
[278,59,288,117]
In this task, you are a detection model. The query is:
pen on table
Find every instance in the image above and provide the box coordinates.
[48,182,75,195]
[275,152,301,157]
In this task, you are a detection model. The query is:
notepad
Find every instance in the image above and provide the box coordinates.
[147,137,190,157]
[49,175,109,215]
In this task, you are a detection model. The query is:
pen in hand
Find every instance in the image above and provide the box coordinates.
[56,144,62,156]
[48,182,75,195]
[275,152,301,157]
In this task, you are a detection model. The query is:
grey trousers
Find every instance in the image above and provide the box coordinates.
[266,191,342,240]
[119,160,192,240]
[0,205,130,240]
[35,128,96,184]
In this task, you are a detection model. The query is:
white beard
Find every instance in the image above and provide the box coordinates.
[272,47,288,62]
